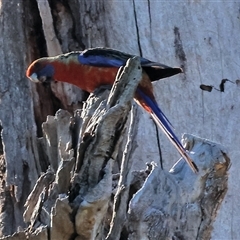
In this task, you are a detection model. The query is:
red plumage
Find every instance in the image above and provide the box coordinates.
[51,61,119,92]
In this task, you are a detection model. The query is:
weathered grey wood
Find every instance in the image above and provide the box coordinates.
[19,65,229,240]
[69,2,239,237]
[50,198,74,240]
[0,226,48,240]
[106,107,138,240]
[0,0,234,239]
[24,170,55,224]
[74,160,113,240]
[41,110,74,174]
[127,135,229,240]
[0,0,41,236]
[71,58,142,239]
[6,57,142,240]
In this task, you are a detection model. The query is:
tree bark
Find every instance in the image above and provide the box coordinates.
[0,0,236,239]
[1,56,230,239]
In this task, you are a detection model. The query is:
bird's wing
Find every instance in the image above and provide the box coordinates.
[78,47,160,67]
[78,48,183,80]
[78,47,134,67]
[137,88,198,173]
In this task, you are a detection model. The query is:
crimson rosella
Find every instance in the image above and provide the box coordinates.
[26,47,198,173]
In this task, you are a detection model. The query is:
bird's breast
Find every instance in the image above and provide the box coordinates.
[51,60,155,113]
[52,61,119,92]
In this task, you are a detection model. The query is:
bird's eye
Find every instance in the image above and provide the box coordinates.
[39,76,47,82]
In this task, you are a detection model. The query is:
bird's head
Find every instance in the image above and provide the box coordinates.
[26,58,55,84]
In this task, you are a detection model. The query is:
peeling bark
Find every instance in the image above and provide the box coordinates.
[1,57,229,239]
[0,0,234,239]
[127,136,230,240]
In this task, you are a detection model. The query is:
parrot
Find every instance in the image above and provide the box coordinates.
[26,47,198,173]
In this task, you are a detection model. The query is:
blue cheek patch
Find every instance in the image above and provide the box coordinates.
[38,64,54,77]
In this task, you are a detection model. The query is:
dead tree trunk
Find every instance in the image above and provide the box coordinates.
[0,0,232,239]
[1,58,230,240]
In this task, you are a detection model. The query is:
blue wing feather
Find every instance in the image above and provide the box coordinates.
[78,54,124,67]
[78,48,152,67]
[78,54,151,67]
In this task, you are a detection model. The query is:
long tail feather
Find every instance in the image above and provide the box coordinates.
[137,89,198,173]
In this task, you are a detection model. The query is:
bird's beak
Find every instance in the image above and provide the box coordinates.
[28,73,39,83]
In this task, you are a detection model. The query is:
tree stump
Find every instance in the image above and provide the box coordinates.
[0,58,230,240]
